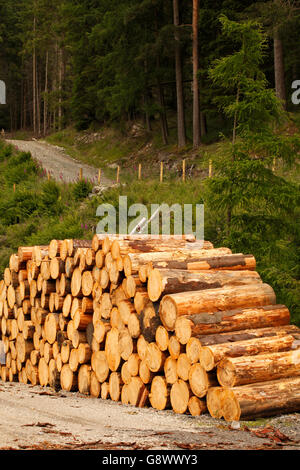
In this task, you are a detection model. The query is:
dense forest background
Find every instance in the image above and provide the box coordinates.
[0,0,300,142]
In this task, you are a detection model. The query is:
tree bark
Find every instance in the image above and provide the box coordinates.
[192,0,200,148]
[274,27,286,109]
[173,0,186,147]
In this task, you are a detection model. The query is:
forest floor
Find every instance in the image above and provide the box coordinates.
[0,381,299,451]
[5,139,112,186]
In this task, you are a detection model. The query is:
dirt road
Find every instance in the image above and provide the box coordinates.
[0,381,299,450]
[6,139,111,186]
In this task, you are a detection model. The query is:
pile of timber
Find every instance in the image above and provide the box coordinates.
[0,233,300,422]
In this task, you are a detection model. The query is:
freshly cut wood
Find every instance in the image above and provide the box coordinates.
[48,358,60,391]
[38,357,49,386]
[164,356,178,384]
[155,325,169,351]
[81,271,93,297]
[78,364,91,394]
[176,353,191,381]
[60,364,78,391]
[128,376,147,407]
[90,371,101,398]
[139,360,154,384]
[186,337,201,364]
[101,382,110,400]
[44,313,59,344]
[146,342,166,372]
[128,313,141,339]
[78,343,92,364]
[159,284,276,331]
[217,349,300,388]
[127,353,140,377]
[71,268,82,297]
[188,363,217,398]
[61,340,73,364]
[206,387,224,419]
[100,293,112,319]
[196,324,300,347]
[118,300,136,325]
[73,310,93,331]
[49,239,63,259]
[188,396,207,416]
[69,348,79,372]
[105,328,121,372]
[136,335,149,361]
[109,371,123,401]
[134,291,150,315]
[139,302,161,343]
[149,376,170,410]
[168,335,184,359]
[93,320,111,344]
[72,330,87,349]
[221,377,300,421]
[92,351,109,383]
[200,334,296,371]
[148,268,262,302]
[151,253,256,272]
[50,257,65,279]
[118,328,134,361]
[121,362,132,385]
[170,380,191,414]
[174,305,290,339]
[124,248,231,276]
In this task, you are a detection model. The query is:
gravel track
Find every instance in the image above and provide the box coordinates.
[0,382,299,451]
[6,139,111,186]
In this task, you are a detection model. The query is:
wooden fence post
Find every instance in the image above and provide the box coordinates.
[98,169,101,185]
[79,168,83,181]
[160,162,163,183]
[116,165,120,184]
[209,159,212,178]
[182,159,186,182]
[138,163,141,181]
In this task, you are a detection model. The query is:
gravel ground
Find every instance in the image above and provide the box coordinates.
[0,381,299,451]
[5,139,111,186]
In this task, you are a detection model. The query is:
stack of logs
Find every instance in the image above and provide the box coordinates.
[0,233,300,422]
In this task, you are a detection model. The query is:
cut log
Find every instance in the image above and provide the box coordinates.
[149,376,170,410]
[164,356,178,385]
[186,337,202,364]
[38,357,49,386]
[44,313,59,344]
[109,372,123,401]
[128,376,146,407]
[60,364,78,391]
[151,253,255,271]
[159,284,276,331]
[188,363,217,398]
[48,358,60,391]
[78,364,91,394]
[168,335,184,359]
[174,305,290,339]
[155,325,169,351]
[105,328,121,372]
[196,324,300,346]
[139,359,154,385]
[146,342,166,372]
[176,353,191,381]
[206,387,224,419]
[217,349,300,388]
[188,396,207,416]
[200,334,296,371]
[90,371,101,398]
[137,335,149,361]
[170,380,192,414]
[148,268,262,301]
[221,377,300,421]
[128,313,141,339]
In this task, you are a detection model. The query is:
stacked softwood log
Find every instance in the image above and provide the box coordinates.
[0,233,300,422]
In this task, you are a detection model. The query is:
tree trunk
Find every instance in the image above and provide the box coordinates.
[200,334,296,371]
[159,283,276,331]
[43,51,48,136]
[274,27,286,109]
[147,268,262,301]
[192,0,200,148]
[221,377,300,421]
[217,348,300,388]
[173,0,186,148]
